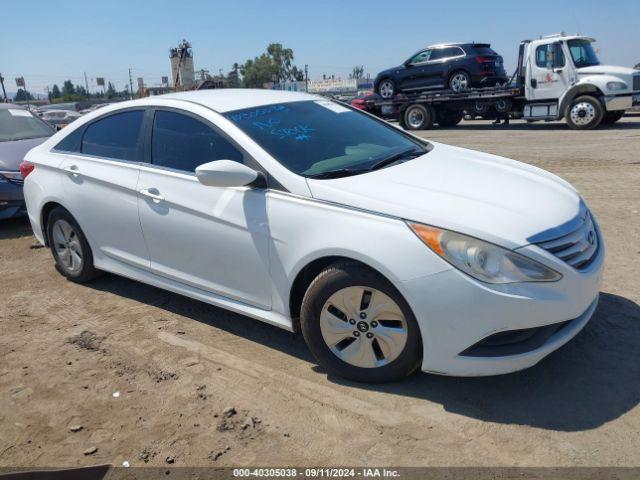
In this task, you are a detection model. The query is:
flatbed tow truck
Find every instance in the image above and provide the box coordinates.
[365,34,640,130]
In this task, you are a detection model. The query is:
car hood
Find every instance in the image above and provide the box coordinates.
[306,142,584,248]
[577,65,638,76]
[0,137,49,170]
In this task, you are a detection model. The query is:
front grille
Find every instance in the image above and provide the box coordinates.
[536,212,599,270]
[634,74,640,91]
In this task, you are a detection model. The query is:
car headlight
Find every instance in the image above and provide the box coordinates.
[606,81,628,91]
[408,222,562,284]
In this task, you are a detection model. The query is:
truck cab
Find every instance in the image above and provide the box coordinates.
[522,34,640,128]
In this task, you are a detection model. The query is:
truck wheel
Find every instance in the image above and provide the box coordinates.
[565,95,604,130]
[601,111,625,125]
[448,71,471,92]
[402,104,433,130]
[377,79,396,99]
[438,111,463,127]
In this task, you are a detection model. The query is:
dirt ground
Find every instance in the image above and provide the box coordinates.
[1,116,639,468]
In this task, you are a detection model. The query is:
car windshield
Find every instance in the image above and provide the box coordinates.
[224,100,427,177]
[568,39,600,68]
[0,109,53,142]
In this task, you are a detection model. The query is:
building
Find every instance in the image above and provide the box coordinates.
[169,40,195,89]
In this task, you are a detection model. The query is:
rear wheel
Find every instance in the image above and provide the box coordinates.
[377,79,396,99]
[601,110,625,125]
[300,263,422,383]
[402,104,434,130]
[448,71,471,92]
[565,95,603,130]
[47,208,100,283]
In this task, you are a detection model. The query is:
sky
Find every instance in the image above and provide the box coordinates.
[2,0,639,95]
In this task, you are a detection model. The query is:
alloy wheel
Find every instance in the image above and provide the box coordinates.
[319,286,408,368]
[450,73,469,92]
[52,219,84,274]
[379,80,395,99]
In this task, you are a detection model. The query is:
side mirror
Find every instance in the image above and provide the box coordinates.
[195,160,259,188]
[403,60,413,68]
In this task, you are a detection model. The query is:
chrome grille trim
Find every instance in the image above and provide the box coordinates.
[537,211,599,270]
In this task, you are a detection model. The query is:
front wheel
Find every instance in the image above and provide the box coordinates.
[377,79,396,99]
[565,95,604,130]
[300,263,422,383]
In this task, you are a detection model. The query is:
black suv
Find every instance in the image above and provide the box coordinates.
[374,43,508,98]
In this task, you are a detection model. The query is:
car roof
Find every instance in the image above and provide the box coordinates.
[160,88,321,113]
[425,42,489,49]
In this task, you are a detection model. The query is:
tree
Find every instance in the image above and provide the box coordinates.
[106,82,117,99]
[228,62,241,88]
[51,84,61,98]
[62,80,75,98]
[240,43,304,88]
[14,88,33,101]
[350,66,365,79]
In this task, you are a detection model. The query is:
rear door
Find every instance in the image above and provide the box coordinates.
[55,109,149,269]
[136,107,272,308]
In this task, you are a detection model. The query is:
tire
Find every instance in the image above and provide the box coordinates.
[448,70,471,92]
[438,111,463,127]
[601,110,625,125]
[402,103,433,130]
[300,262,422,383]
[565,95,604,130]
[377,78,396,99]
[47,207,100,283]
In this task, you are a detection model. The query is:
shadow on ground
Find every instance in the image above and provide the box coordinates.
[0,216,32,240]
[87,272,640,432]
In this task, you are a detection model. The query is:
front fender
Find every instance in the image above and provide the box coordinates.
[558,79,606,116]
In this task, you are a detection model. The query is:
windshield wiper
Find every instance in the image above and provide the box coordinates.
[306,168,370,179]
[368,147,424,171]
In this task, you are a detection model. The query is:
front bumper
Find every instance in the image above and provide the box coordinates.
[400,237,604,377]
[0,181,26,219]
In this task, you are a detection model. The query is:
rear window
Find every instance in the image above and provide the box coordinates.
[473,46,498,56]
[81,110,144,161]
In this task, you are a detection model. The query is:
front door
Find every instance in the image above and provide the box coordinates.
[527,41,571,101]
[137,108,272,309]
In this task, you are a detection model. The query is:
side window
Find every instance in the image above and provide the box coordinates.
[536,46,548,68]
[54,126,83,153]
[410,50,431,64]
[81,110,144,161]
[432,47,462,61]
[151,110,243,172]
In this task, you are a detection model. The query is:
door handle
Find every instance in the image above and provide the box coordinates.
[139,188,165,203]
[64,165,80,177]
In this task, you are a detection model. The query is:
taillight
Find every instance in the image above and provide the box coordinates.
[475,56,493,63]
[19,161,35,179]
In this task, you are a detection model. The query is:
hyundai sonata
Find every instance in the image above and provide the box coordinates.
[22,90,603,383]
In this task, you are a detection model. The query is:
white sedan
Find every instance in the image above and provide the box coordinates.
[21,89,603,382]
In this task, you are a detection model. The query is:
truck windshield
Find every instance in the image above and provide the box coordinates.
[568,40,600,68]
[0,109,53,142]
[224,100,427,178]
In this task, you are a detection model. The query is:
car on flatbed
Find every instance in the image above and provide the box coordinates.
[374,42,508,98]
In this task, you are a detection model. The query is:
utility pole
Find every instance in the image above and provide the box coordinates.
[84,72,90,99]
[128,68,134,100]
[0,73,7,101]
[304,64,308,92]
